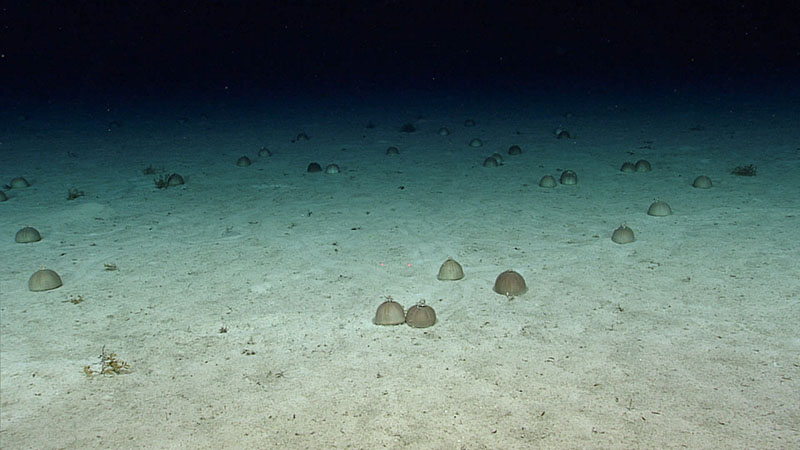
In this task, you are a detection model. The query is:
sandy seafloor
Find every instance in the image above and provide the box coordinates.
[1,89,798,449]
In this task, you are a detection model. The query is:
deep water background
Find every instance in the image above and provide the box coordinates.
[3,1,799,107]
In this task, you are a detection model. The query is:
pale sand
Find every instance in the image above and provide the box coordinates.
[1,90,798,448]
